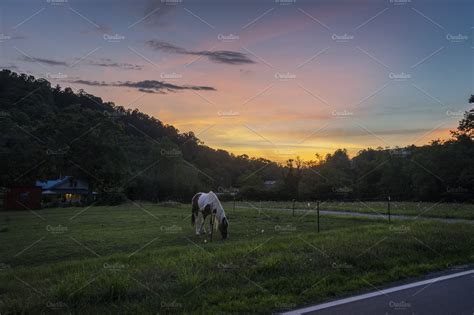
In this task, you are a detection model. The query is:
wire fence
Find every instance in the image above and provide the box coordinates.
[221,197,474,230]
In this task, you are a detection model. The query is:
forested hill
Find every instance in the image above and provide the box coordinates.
[1,70,473,202]
[0,70,279,201]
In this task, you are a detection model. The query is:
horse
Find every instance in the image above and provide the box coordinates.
[191,191,229,239]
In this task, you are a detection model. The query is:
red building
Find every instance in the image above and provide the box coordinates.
[4,187,42,210]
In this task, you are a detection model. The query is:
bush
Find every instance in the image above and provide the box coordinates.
[97,193,128,206]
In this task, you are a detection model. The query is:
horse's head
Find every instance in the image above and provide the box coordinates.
[219,217,229,240]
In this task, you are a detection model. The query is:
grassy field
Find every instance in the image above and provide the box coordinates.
[1,203,474,313]
[224,200,474,220]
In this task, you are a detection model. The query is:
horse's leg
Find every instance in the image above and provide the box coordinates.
[195,212,203,235]
[201,205,211,235]
[210,213,215,241]
[201,213,208,235]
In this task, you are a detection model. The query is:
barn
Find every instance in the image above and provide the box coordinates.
[4,187,42,210]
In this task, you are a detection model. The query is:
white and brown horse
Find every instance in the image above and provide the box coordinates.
[191,191,229,239]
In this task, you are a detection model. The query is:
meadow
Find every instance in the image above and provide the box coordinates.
[1,202,474,313]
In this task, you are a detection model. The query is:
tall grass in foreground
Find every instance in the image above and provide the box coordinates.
[0,204,473,313]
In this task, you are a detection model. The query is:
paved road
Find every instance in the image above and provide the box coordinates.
[235,205,474,225]
[281,269,474,315]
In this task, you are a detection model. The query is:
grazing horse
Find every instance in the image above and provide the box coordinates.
[191,191,229,239]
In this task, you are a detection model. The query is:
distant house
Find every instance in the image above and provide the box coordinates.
[263,180,277,188]
[35,176,93,205]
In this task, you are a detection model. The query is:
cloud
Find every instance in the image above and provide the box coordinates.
[87,59,144,70]
[71,80,109,86]
[19,54,143,71]
[19,55,68,66]
[1,64,19,71]
[7,35,27,40]
[139,0,177,27]
[146,40,255,65]
[70,79,216,94]
[117,80,216,92]
[147,41,187,54]
[81,24,111,35]
[138,88,162,94]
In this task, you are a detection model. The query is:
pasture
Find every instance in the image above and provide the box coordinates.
[1,202,474,313]
[222,200,474,220]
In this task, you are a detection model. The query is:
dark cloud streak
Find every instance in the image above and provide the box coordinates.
[70,79,216,94]
[19,55,68,66]
[19,54,143,70]
[87,59,144,70]
[146,40,255,65]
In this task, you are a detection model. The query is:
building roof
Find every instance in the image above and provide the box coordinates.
[36,176,73,190]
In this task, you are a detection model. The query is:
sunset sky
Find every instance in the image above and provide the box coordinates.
[1,0,472,161]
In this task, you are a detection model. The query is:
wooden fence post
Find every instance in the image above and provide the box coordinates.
[210,213,215,242]
[317,201,320,233]
[387,196,391,224]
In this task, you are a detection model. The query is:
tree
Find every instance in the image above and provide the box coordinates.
[280,157,303,199]
[1,70,473,203]
[453,95,474,139]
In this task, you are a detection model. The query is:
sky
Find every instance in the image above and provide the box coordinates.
[1,0,473,161]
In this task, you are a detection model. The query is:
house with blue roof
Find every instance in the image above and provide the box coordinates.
[35,176,93,205]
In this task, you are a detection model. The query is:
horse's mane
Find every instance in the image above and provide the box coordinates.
[208,191,226,222]
[207,191,221,208]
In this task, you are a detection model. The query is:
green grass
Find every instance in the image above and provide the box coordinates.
[225,200,474,220]
[1,203,473,313]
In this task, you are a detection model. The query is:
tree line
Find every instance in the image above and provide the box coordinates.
[0,70,472,203]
